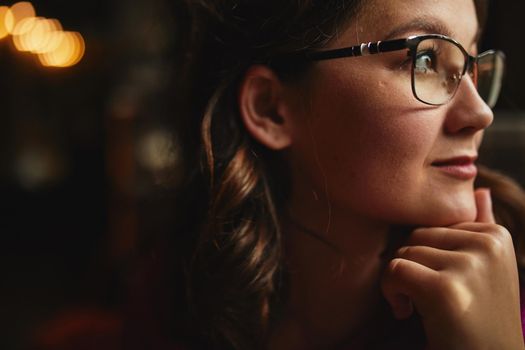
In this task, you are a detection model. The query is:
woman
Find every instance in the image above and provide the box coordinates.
[168,0,525,349]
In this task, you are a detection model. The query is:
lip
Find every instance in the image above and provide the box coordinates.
[431,156,478,180]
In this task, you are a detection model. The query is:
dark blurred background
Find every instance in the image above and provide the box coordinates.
[0,1,524,349]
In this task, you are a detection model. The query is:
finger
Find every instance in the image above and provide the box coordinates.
[450,221,507,236]
[475,187,495,224]
[407,227,481,250]
[396,245,465,271]
[382,258,439,319]
[408,227,507,253]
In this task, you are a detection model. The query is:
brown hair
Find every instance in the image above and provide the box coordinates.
[168,0,494,349]
[171,2,364,349]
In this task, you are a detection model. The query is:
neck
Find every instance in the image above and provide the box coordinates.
[269,203,409,349]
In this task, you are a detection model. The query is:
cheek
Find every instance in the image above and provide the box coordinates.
[328,112,436,222]
[307,72,430,182]
[293,72,476,226]
[324,118,476,226]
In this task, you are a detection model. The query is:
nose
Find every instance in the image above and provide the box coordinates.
[443,75,494,135]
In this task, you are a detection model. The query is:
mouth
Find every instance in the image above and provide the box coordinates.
[431,156,478,180]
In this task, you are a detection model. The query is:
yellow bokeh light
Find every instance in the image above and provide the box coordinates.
[26,18,62,53]
[38,31,85,67]
[4,8,14,33]
[12,16,37,51]
[6,1,35,34]
[34,26,64,54]
[0,6,10,39]
[3,2,86,69]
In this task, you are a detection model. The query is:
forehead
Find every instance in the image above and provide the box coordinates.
[337,0,479,48]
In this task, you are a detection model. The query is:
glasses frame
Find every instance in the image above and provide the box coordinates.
[277,34,504,107]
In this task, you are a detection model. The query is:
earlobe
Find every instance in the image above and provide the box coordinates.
[238,65,293,150]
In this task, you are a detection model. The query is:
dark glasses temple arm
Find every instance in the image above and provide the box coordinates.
[306,38,408,61]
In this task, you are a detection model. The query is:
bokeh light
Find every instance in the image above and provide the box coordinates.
[33,19,63,54]
[137,129,178,172]
[0,6,10,39]
[14,147,65,190]
[2,2,85,68]
[24,18,62,53]
[38,31,85,67]
[12,16,38,51]
[6,1,35,34]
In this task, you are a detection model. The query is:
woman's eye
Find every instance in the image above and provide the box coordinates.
[398,54,414,71]
[415,51,437,73]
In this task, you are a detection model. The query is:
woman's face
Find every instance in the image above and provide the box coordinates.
[286,0,493,227]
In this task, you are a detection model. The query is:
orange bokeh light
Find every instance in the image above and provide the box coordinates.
[6,1,35,34]
[26,18,62,53]
[3,2,85,68]
[38,31,85,67]
[0,6,10,39]
[12,16,38,51]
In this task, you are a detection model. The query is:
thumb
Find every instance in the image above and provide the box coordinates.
[474,187,495,224]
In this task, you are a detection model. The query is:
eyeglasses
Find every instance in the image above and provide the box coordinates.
[279,34,505,108]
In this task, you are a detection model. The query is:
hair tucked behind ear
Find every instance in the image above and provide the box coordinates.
[166,1,365,348]
[190,77,288,349]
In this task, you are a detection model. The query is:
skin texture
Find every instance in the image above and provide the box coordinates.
[238,0,525,348]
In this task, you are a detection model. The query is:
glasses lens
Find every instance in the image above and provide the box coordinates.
[413,38,466,105]
[476,51,505,108]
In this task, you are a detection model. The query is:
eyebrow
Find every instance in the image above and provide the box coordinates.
[383,16,480,45]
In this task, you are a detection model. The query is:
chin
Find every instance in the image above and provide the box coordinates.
[415,195,477,227]
[409,182,478,226]
[380,194,477,227]
[429,205,476,226]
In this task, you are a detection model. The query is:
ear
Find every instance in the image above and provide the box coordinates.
[238,65,293,150]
